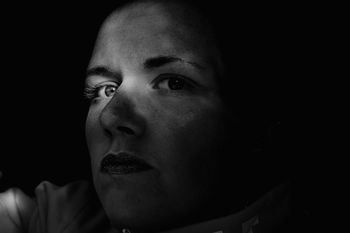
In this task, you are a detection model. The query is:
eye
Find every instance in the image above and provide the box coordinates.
[102,85,117,97]
[153,74,195,91]
[84,81,119,101]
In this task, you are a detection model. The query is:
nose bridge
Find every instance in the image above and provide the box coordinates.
[99,83,145,137]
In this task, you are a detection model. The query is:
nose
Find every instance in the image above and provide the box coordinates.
[99,89,145,138]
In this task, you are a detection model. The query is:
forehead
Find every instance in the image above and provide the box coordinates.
[90,1,215,67]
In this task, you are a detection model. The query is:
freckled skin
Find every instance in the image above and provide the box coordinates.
[85,1,237,232]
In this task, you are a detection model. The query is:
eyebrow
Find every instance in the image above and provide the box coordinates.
[86,66,121,80]
[86,56,204,79]
[143,55,204,70]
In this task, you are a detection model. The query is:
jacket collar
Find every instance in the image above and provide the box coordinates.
[159,182,291,233]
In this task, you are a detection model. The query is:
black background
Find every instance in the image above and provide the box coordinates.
[0,3,108,194]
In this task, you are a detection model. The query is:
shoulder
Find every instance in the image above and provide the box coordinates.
[34,180,92,207]
[0,187,35,233]
[30,180,113,233]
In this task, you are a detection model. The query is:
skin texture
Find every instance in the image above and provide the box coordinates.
[85,1,239,232]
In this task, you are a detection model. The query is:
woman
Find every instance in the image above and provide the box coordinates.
[1,0,293,232]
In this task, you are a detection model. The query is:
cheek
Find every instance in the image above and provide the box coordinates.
[166,111,224,177]
[85,108,98,145]
[85,105,109,167]
[149,96,225,152]
[147,93,224,131]
[147,96,227,186]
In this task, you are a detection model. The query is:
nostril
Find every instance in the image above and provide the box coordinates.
[117,126,135,135]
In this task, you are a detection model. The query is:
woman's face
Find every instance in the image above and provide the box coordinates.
[85,1,236,231]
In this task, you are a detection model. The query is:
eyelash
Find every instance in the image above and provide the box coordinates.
[83,86,97,100]
[84,82,120,101]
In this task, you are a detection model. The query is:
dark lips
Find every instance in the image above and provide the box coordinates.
[100,152,153,175]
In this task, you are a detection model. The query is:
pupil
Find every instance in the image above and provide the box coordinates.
[168,78,184,90]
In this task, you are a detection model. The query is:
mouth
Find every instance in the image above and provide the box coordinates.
[100,152,153,175]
